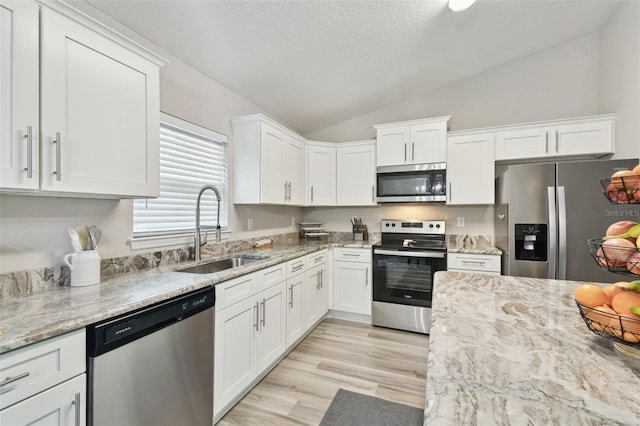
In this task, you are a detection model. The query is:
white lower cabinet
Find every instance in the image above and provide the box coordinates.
[214,250,329,420]
[214,278,286,417]
[0,329,86,426]
[332,248,372,316]
[0,374,86,426]
[447,253,501,275]
[286,271,306,347]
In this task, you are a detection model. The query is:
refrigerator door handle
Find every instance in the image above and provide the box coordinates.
[557,186,567,280]
[547,187,557,279]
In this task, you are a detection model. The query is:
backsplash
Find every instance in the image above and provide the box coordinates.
[0,232,299,300]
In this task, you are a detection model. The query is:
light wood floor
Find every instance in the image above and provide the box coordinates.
[218,318,429,426]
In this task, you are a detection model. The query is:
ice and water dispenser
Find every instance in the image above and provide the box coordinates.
[514,224,547,262]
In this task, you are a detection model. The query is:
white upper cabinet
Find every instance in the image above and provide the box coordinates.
[0,1,39,190]
[336,141,376,206]
[0,1,164,198]
[446,132,495,205]
[374,116,450,167]
[307,142,336,206]
[494,114,615,162]
[232,114,306,205]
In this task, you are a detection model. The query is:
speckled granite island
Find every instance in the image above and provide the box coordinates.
[426,271,640,425]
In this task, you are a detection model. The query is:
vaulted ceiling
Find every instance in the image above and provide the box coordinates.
[80,0,621,135]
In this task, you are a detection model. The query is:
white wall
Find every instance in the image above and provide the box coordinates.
[598,1,640,161]
[305,33,601,142]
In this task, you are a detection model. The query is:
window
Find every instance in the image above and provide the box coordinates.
[132,113,228,247]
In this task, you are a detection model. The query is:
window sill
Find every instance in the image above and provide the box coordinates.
[128,229,232,251]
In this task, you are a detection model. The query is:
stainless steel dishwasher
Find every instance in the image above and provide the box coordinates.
[87,287,215,426]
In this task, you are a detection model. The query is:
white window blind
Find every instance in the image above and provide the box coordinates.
[133,113,228,235]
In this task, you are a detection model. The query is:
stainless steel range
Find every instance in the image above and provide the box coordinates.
[372,219,447,334]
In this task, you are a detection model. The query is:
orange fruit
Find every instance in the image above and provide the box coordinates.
[611,291,640,317]
[602,283,625,307]
[574,283,607,308]
[583,305,617,332]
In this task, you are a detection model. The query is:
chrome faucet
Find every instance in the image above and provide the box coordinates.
[194,185,222,262]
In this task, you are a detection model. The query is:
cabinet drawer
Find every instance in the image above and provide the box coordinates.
[0,329,85,410]
[258,263,287,291]
[215,274,256,311]
[286,257,306,278]
[333,247,372,263]
[447,253,501,273]
[305,249,328,267]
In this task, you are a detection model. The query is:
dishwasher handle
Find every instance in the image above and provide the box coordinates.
[87,287,215,357]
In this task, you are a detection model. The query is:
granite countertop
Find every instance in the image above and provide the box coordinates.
[426,271,640,425]
[0,241,366,354]
[446,235,502,255]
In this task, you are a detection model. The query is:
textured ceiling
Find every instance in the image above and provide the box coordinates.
[81,0,621,135]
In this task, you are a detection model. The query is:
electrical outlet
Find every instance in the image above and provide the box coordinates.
[291,217,296,227]
[247,218,253,231]
[457,217,465,227]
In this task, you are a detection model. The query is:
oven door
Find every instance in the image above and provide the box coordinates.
[372,248,446,307]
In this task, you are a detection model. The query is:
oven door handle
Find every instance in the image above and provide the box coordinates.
[374,249,445,259]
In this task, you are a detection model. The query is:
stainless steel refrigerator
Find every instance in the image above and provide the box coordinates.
[495,159,640,283]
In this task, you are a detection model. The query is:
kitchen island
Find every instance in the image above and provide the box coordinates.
[426,271,640,425]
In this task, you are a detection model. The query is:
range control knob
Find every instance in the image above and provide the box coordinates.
[436,224,441,228]
[429,223,434,228]
[391,223,396,227]
[385,223,390,227]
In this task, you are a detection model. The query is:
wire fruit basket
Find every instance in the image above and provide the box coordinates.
[576,302,640,358]
[587,238,640,276]
[600,175,640,204]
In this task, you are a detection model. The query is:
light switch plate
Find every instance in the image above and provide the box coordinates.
[457,217,465,227]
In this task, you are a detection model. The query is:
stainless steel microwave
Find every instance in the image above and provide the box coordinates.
[376,163,446,203]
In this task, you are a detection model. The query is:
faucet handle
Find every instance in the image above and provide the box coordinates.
[198,231,208,247]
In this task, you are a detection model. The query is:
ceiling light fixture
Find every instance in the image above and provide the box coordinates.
[448,0,476,12]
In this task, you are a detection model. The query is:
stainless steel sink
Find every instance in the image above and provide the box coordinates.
[176,255,269,274]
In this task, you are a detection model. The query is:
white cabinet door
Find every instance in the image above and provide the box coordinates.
[336,142,376,206]
[317,263,329,318]
[410,121,447,164]
[447,133,495,205]
[259,122,285,204]
[214,297,257,415]
[307,144,336,206]
[286,275,306,347]
[376,126,409,167]
[305,265,323,328]
[40,6,160,197]
[283,136,305,205]
[553,120,613,157]
[494,127,548,161]
[0,374,86,426]
[255,282,287,372]
[0,0,39,191]
[332,261,371,315]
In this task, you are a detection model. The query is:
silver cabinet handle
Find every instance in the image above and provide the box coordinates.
[288,182,292,200]
[365,267,368,286]
[24,126,33,178]
[316,270,320,289]
[289,284,294,308]
[53,132,61,181]
[254,302,259,331]
[260,298,266,326]
[0,371,30,387]
[448,182,452,202]
[555,130,559,153]
[371,185,375,203]
[545,131,549,154]
[320,269,324,288]
[404,143,407,162]
[291,262,304,272]
[461,260,486,265]
[310,185,314,203]
[411,142,415,162]
[284,182,288,201]
[342,253,360,257]
[71,392,81,426]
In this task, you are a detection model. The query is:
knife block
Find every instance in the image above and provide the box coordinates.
[352,225,368,242]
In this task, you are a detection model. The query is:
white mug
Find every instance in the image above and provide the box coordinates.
[64,250,101,287]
